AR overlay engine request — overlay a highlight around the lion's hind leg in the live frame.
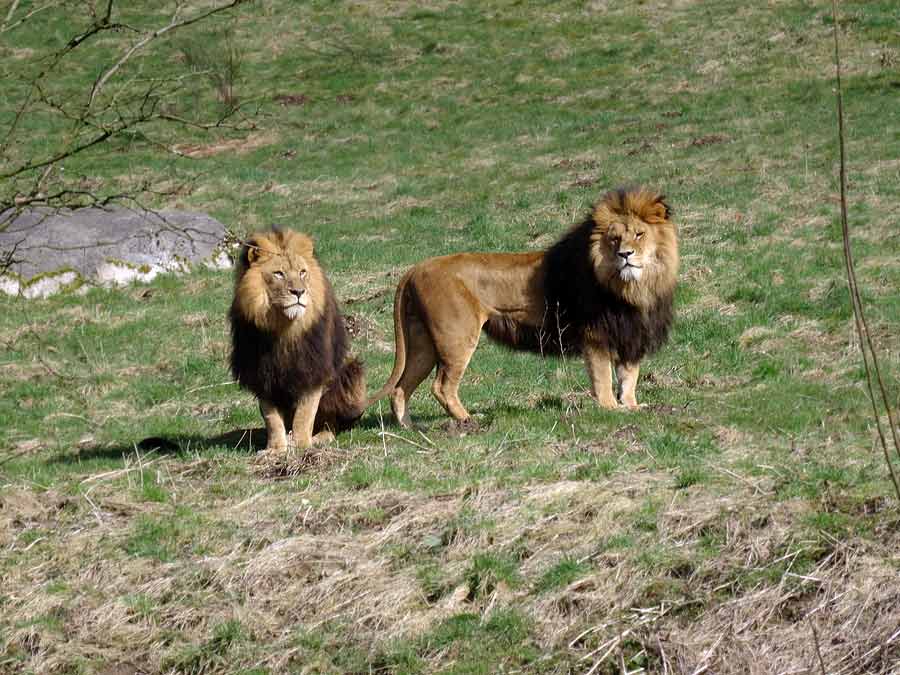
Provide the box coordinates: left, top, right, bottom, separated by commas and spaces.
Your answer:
391, 316, 437, 428
431, 325, 482, 423
431, 338, 479, 422
427, 285, 484, 423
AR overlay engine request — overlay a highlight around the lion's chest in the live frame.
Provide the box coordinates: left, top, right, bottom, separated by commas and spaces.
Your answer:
229, 313, 345, 406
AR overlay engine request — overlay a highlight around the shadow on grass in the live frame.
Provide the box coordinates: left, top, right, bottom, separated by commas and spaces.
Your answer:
534, 396, 567, 411
47, 428, 268, 465
49, 405, 502, 468
138, 428, 268, 454
356, 410, 450, 430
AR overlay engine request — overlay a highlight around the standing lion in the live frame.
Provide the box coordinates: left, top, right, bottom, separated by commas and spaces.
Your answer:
229, 227, 365, 451
367, 187, 679, 427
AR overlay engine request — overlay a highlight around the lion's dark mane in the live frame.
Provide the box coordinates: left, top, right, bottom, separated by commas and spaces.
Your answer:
483, 216, 674, 364
229, 283, 364, 434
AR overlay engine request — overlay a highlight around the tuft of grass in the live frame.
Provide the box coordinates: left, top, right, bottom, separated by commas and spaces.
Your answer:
123, 515, 181, 562
379, 609, 538, 674
674, 464, 710, 490
163, 619, 251, 675
534, 555, 591, 593
465, 552, 522, 599
416, 562, 455, 603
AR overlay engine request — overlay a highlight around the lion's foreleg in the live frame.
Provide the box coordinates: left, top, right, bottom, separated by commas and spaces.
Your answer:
583, 344, 619, 409
260, 400, 288, 451
291, 386, 332, 448
616, 361, 643, 409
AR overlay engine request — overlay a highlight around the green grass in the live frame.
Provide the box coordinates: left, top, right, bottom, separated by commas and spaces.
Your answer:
534, 556, 592, 594
466, 552, 522, 599
2, 0, 900, 673
162, 619, 253, 675
378, 610, 540, 675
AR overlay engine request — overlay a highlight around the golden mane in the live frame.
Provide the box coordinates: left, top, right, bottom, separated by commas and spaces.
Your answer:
232, 228, 327, 336
589, 187, 679, 310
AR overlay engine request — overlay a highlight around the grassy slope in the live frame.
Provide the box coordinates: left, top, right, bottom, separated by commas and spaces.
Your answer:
2, 1, 899, 673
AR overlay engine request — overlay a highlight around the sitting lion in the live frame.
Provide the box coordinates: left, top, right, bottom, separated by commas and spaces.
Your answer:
229, 228, 365, 450
367, 187, 679, 427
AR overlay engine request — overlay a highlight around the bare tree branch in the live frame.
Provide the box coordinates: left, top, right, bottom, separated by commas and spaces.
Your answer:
1, 128, 115, 182
86, 0, 251, 111
0, 1, 137, 157
0, 0, 61, 35
0, 237, 24, 276
0, 0, 258, 219
830, 0, 900, 501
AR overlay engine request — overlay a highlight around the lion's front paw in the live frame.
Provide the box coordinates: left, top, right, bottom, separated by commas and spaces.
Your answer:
312, 431, 335, 446
619, 399, 647, 411
596, 396, 621, 410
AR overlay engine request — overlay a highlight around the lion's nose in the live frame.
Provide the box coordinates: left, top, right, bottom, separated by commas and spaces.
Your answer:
617, 250, 634, 260
289, 288, 306, 300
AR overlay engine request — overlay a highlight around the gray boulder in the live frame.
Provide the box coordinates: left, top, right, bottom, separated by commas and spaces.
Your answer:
0, 207, 232, 298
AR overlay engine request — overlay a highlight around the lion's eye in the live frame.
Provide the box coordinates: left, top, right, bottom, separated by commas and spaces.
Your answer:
635, 232, 644, 239
273, 271, 285, 280
300, 269, 308, 279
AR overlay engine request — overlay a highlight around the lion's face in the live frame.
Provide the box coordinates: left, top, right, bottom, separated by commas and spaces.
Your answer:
590, 188, 678, 308
255, 252, 312, 321
604, 220, 653, 283
232, 228, 325, 333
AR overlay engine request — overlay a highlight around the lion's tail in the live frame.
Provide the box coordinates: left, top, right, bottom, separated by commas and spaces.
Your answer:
316, 357, 366, 433
364, 271, 412, 408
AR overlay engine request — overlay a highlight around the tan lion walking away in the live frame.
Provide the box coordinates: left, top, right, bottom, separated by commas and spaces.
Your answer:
367, 187, 679, 428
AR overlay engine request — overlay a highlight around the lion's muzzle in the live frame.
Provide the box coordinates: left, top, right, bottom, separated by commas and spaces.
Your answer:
282, 288, 308, 319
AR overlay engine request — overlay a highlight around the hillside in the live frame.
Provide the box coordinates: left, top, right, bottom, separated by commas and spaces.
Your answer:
2, 1, 899, 673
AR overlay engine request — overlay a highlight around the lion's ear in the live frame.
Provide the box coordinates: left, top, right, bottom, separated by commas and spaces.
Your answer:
243, 239, 265, 267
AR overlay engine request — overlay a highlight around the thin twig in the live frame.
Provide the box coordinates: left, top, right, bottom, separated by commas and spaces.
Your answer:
379, 430, 433, 453
3, 0, 22, 24
808, 617, 827, 675
0, 0, 58, 35
1, 0, 256, 216
88, 1, 246, 109
830, 0, 900, 501
657, 634, 670, 675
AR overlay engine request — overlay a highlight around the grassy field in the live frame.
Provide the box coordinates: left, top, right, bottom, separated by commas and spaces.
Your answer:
2, 0, 900, 673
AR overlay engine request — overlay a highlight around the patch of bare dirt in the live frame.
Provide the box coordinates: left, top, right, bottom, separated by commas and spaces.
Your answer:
172, 132, 276, 159
689, 133, 729, 147
273, 93, 309, 106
